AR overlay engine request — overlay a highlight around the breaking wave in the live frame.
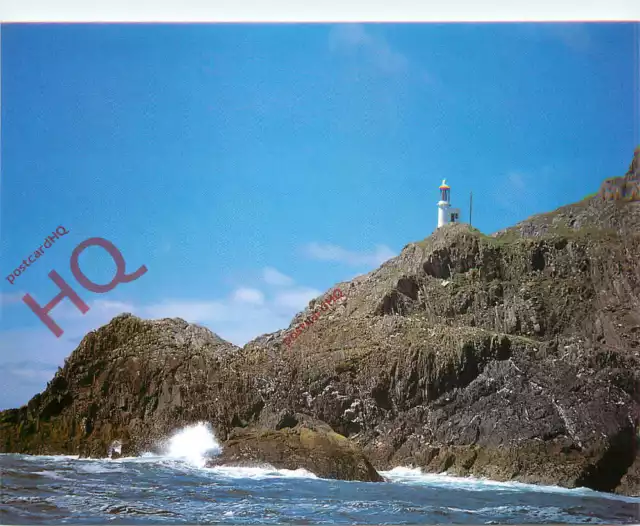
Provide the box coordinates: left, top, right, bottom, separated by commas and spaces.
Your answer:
159, 421, 222, 468
381, 466, 640, 503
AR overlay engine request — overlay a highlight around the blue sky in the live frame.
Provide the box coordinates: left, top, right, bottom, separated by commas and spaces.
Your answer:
0, 23, 637, 409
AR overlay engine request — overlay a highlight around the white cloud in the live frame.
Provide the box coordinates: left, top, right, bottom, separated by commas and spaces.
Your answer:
115, 286, 318, 346
273, 287, 322, 310
262, 267, 294, 287
232, 287, 265, 305
6, 362, 58, 381
142, 300, 227, 323
329, 24, 409, 75
0, 291, 25, 306
303, 242, 396, 267
0, 360, 60, 410
74, 299, 136, 319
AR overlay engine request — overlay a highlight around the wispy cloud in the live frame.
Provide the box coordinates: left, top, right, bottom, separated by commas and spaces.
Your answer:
303, 242, 396, 267
134, 287, 317, 344
272, 287, 322, 310
3, 360, 58, 381
0, 360, 60, 409
262, 267, 294, 287
142, 300, 227, 323
0, 291, 24, 306
329, 24, 409, 75
0, 324, 82, 410
232, 287, 265, 305
137, 281, 321, 344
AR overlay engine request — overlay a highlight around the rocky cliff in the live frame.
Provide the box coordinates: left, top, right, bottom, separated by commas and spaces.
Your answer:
1, 152, 639, 494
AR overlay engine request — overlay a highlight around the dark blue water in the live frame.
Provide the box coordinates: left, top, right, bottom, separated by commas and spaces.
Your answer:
2, 454, 638, 524
1, 424, 638, 524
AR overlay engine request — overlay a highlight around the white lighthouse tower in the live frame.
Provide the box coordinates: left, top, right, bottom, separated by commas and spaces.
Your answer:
437, 179, 461, 228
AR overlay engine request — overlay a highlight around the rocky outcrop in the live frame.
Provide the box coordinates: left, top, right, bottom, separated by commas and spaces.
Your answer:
0, 315, 244, 458
599, 147, 640, 203
210, 418, 383, 482
1, 152, 639, 494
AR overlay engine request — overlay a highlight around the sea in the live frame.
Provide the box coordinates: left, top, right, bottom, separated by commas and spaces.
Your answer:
1, 423, 639, 525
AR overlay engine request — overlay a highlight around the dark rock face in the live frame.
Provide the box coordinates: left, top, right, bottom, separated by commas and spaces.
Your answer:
210, 420, 383, 482
1, 152, 639, 494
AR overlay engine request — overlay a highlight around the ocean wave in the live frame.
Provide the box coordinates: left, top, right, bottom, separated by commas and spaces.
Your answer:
76, 462, 128, 474
35, 470, 73, 481
8, 453, 80, 462
204, 465, 319, 480
156, 421, 222, 468
381, 466, 640, 503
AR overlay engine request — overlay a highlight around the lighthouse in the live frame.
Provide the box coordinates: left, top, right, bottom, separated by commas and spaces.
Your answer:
437, 179, 461, 228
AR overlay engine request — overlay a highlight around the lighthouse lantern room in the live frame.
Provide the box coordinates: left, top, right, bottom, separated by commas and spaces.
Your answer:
437, 179, 461, 228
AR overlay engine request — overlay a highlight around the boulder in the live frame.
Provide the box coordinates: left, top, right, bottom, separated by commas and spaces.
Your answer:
210, 422, 383, 482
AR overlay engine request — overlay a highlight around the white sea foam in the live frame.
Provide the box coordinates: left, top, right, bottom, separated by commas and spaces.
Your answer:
36, 470, 72, 480
205, 465, 318, 480
12, 454, 80, 462
77, 462, 127, 474
381, 466, 640, 503
159, 421, 222, 468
